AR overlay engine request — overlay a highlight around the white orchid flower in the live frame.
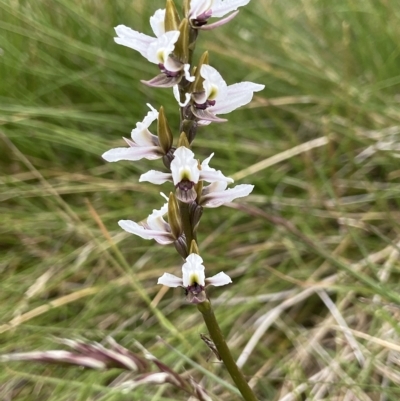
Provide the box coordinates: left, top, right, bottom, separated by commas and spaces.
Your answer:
115, 25, 181, 72
114, 9, 192, 86
189, 0, 251, 30
191, 64, 264, 122
118, 202, 175, 245
158, 253, 232, 303
139, 147, 233, 202
102, 104, 165, 162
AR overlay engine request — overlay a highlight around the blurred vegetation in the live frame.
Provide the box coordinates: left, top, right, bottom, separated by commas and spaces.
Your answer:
1, 0, 400, 399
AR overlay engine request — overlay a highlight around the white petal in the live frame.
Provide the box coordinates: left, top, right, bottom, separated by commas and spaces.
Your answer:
102, 147, 162, 162
173, 85, 180, 104
201, 184, 254, 207
147, 31, 180, 65
200, 64, 227, 101
170, 147, 200, 185
173, 85, 191, 107
118, 220, 174, 244
201, 180, 228, 196
183, 64, 195, 82
150, 9, 166, 37
200, 170, 233, 183
158, 273, 183, 287
182, 254, 206, 287
147, 203, 169, 231
210, 82, 264, 115
206, 271, 232, 286
199, 152, 233, 183
189, 0, 214, 18
212, 0, 251, 18
114, 25, 155, 59
131, 105, 159, 146
200, 152, 215, 170
160, 192, 169, 202
139, 170, 172, 185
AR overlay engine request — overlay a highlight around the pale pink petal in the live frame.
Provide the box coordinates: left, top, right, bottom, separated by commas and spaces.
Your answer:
157, 273, 183, 287
118, 220, 174, 244
191, 107, 227, 122
206, 271, 232, 286
210, 82, 264, 115
212, 0, 251, 18
141, 74, 182, 88
201, 184, 254, 207
114, 25, 154, 58
199, 169, 233, 183
199, 10, 239, 29
102, 147, 162, 162
150, 9, 166, 37
201, 180, 228, 196
147, 203, 170, 232
139, 170, 172, 185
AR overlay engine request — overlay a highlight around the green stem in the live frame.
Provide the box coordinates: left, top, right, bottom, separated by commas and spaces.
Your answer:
197, 300, 259, 401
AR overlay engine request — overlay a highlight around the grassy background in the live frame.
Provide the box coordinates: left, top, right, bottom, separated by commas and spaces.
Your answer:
1, 0, 400, 399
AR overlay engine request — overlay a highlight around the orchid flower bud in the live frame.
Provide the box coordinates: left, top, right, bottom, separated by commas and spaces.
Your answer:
164, 0, 180, 32
157, 106, 173, 154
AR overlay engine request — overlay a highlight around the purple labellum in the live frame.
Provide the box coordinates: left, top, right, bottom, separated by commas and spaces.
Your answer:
187, 282, 204, 295
177, 179, 194, 192
192, 9, 213, 26
194, 99, 216, 110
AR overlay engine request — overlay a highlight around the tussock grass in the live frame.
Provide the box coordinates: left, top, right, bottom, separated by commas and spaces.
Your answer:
1, 0, 400, 399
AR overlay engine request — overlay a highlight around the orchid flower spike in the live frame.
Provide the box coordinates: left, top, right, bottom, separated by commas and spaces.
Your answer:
189, 64, 264, 123
158, 253, 232, 303
114, 9, 192, 87
139, 146, 233, 202
102, 104, 165, 162
188, 0, 251, 30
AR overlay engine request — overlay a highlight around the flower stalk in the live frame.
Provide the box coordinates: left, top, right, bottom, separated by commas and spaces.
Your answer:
197, 300, 259, 401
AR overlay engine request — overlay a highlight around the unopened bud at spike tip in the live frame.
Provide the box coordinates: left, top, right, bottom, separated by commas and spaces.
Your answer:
183, 0, 190, 17
165, 0, 181, 32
